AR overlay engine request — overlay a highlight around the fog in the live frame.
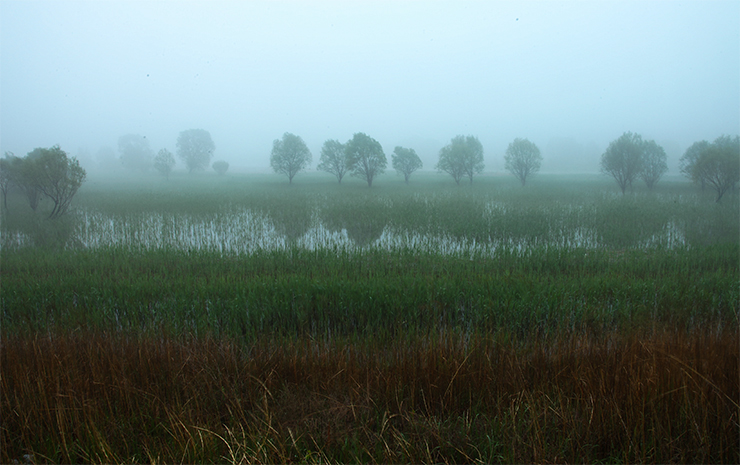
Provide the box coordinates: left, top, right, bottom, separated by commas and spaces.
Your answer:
1, 0, 738, 174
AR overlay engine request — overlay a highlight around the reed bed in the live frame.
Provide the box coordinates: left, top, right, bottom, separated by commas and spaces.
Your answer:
2, 245, 737, 339
2, 328, 737, 464
1, 173, 738, 463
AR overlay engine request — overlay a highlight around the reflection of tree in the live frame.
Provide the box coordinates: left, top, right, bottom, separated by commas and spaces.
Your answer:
322, 199, 388, 247
2, 208, 82, 249
589, 199, 666, 248
266, 198, 313, 242
344, 220, 387, 247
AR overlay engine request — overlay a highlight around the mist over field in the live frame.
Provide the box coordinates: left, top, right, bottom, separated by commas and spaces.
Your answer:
3, 3, 740, 462
1, 0, 738, 174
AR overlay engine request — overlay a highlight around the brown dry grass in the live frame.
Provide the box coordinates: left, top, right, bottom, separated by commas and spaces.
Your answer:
2, 327, 738, 463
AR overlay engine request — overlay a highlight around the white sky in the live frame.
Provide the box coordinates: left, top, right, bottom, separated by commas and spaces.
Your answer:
1, 0, 738, 172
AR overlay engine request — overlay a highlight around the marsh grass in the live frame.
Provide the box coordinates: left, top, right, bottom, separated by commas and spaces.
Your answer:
2, 244, 737, 339
2, 328, 737, 463
1, 172, 738, 463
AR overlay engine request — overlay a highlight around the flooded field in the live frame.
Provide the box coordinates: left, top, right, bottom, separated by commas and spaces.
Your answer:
2, 180, 710, 255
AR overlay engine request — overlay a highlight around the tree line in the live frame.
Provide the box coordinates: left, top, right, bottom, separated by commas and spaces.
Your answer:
119, 129, 222, 178
599, 132, 739, 202
2, 130, 738, 219
274, 132, 542, 187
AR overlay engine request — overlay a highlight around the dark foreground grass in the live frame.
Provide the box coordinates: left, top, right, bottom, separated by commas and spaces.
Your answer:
2, 328, 738, 464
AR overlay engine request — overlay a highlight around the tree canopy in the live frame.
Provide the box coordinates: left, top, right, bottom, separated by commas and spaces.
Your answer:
317, 139, 348, 183
0, 153, 16, 209
346, 133, 387, 187
154, 149, 176, 179
212, 160, 230, 176
391, 146, 423, 183
680, 140, 712, 190
682, 135, 739, 202
33, 146, 86, 218
600, 132, 645, 194
270, 133, 312, 184
118, 134, 153, 172
436, 135, 484, 185
177, 129, 215, 173
4, 151, 43, 210
4, 146, 86, 218
504, 138, 542, 186
640, 140, 668, 190
601, 133, 669, 193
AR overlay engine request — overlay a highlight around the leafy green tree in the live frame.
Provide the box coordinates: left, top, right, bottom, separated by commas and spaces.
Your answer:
12, 150, 44, 210
504, 138, 542, 186
212, 160, 229, 176
436, 135, 484, 185
640, 139, 668, 190
680, 140, 711, 190
345, 133, 387, 187
317, 139, 348, 183
600, 132, 644, 194
685, 135, 739, 202
118, 134, 153, 172
28, 146, 86, 218
391, 146, 423, 183
177, 129, 215, 173
0, 153, 16, 210
154, 149, 176, 179
270, 132, 312, 184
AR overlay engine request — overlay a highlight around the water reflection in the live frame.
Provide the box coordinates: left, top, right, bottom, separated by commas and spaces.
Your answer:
1, 206, 692, 255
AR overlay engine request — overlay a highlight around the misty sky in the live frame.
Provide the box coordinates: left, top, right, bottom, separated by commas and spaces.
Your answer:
1, 0, 738, 173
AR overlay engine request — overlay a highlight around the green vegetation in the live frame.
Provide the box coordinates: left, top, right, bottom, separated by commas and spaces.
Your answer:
154, 148, 176, 179
436, 135, 485, 185
1, 146, 86, 218
391, 146, 423, 183
504, 137, 542, 186
317, 139, 349, 183
601, 132, 669, 193
346, 133, 387, 188
1, 172, 738, 463
680, 135, 740, 202
212, 160, 230, 176
177, 128, 215, 173
270, 132, 312, 184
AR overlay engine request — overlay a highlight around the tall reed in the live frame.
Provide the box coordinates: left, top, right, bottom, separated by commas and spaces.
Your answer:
2, 328, 737, 463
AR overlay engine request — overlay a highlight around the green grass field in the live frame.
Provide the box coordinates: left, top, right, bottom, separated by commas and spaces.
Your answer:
2, 171, 738, 463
